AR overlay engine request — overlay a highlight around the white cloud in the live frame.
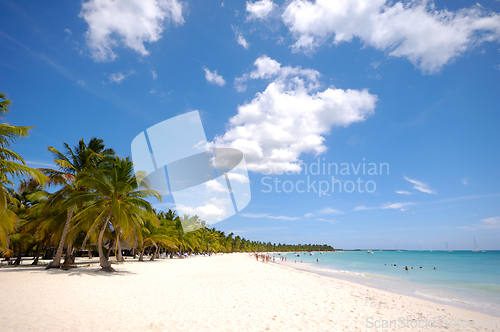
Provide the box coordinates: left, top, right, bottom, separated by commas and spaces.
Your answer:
318, 207, 343, 215
178, 204, 227, 221
227, 172, 250, 183
462, 178, 469, 185
246, 0, 277, 21
268, 215, 300, 220
355, 202, 414, 210
396, 190, 412, 195
204, 67, 226, 86
64, 28, 72, 35
108, 70, 134, 83
404, 176, 436, 194
25, 160, 56, 168
80, 0, 184, 62
240, 213, 268, 218
240, 213, 299, 220
250, 55, 281, 79
237, 33, 250, 49
151, 70, 158, 79
217, 55, 377, 173
193, 140, 207, 150
316, 218, 338, 224
353, 205, 373, 211
478, 216, 500, 230
381, 202, 415, 210
77, 79, 85, 86
204, 179, 227, 193
282, 0, 500, 73
303, 208, 342, 219
109, 72, 125, 83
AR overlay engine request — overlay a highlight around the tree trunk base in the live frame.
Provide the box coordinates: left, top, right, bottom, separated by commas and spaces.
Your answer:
61, 264, 78, 270
101, 266, 115, 273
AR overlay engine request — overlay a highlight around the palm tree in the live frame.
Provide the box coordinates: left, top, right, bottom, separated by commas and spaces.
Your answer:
70, 156, 160, 272
43, 137, 114, 268
137, 218, 177, 261
0, 93, 46, 253
7, 180, 48, 265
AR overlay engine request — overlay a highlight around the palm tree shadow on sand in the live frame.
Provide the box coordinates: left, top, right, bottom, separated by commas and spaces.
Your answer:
52, 267, 137, 277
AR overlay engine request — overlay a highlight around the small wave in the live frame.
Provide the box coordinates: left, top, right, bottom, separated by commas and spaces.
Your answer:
414, 291, 473, 306
317, 268, 368, 277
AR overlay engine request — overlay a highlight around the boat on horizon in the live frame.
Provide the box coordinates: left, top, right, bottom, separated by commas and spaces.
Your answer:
472, 236, 485, 252
446, 241, 452, 252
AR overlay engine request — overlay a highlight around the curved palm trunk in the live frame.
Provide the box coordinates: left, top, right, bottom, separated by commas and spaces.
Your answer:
50, 206, 74, 268
62, 244, 74, 267
32, 242, 43, 265
116, 238, 124, 262
88, 242, 92, 259
105, 239, 114, 261
150, 246, 159, 261
139, 248, 144, 261
14, 242, 22, 265
98, 214, 114, 272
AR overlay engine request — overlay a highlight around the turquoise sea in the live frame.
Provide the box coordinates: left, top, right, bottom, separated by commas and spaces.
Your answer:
277, 251, 500, 317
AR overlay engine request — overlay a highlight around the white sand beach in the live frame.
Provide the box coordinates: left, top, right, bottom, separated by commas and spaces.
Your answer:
1, 253, 498, 332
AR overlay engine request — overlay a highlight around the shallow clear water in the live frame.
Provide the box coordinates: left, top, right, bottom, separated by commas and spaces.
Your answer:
276, 250, 500, 317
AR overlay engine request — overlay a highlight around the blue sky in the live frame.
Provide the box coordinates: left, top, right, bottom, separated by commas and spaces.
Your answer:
1, 0, 500, 249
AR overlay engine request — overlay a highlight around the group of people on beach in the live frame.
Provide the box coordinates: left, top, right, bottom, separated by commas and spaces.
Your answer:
385, 263, 436, 270
253, 253, 322, 265
255, 253, 272, 262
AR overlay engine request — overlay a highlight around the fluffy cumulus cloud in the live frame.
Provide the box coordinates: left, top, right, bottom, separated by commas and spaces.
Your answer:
204, 67, 226, 86
246, 0, 277, 20
282, 0, 500, 73
80, 0, 184, 62
178, 204, 227, 221
204, 179, 227, 193
216, 55, 377, 174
